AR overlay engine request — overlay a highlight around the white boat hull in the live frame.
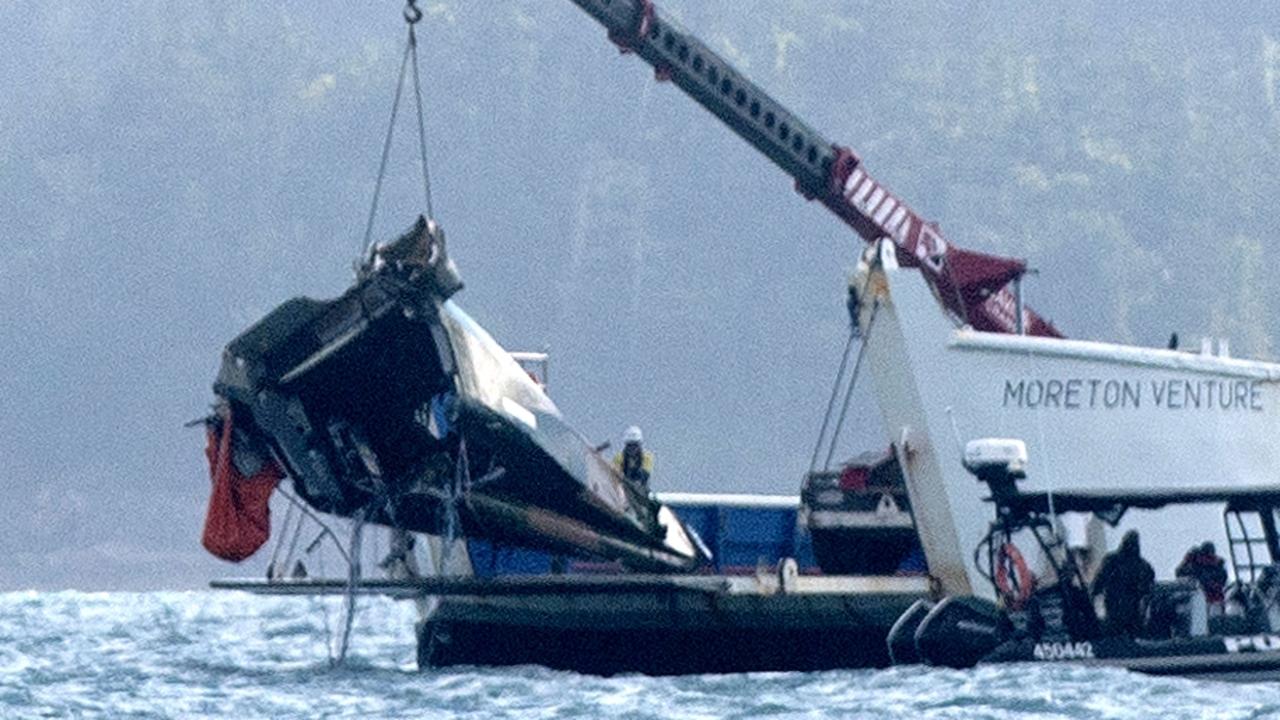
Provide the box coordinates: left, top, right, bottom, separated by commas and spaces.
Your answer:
856, 243, 1280, 597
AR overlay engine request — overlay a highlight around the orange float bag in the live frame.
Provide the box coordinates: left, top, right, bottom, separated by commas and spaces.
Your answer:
201, 409, 283, 562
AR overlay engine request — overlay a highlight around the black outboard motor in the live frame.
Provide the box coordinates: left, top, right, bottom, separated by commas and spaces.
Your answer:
886, 598, 934, 665
913, 596, 1008, 668
905, 439, 1026, 667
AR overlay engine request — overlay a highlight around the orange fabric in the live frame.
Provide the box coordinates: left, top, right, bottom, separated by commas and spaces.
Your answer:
201, 410, 282, 562
995, 542, 1034, 609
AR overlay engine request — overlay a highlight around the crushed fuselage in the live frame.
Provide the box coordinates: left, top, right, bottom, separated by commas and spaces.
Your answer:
210, 217, 704, 571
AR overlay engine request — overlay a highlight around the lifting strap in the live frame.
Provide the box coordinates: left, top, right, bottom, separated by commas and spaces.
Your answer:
822, 300, 879, 471
361, 0, 437, 256
809, 269, 881, 473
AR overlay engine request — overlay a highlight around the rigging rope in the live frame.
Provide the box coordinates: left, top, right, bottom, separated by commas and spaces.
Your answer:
280, 504, 306, 577
419, 432, 470, 668
408, 16, 435, 219
809, 329, 857, 474
810, 268, 881, 474
822, 300, 880, 471
361, 0, 437, 257
266, 496, 298, 579
439, 434, 469, 573
276, 484, 352, 565
332, 509, 367, 666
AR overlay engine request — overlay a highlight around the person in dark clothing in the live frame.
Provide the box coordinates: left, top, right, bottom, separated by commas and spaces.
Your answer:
1090, 530, 1156, 636
1176, 541, 1228, 604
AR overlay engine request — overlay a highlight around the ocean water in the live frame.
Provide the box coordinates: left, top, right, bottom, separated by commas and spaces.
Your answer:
1, 591, 1279, 719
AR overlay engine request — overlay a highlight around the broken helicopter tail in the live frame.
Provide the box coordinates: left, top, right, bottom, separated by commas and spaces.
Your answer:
203, 216, 706, 572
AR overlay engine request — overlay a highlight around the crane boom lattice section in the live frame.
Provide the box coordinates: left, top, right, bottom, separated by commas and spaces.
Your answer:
568, 0, 1062, 337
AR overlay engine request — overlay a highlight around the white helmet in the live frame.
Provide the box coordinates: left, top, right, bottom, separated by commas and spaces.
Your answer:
622, 425, 643, 444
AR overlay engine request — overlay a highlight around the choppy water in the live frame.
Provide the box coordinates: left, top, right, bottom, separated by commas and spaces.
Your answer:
1, 591, 1279, 718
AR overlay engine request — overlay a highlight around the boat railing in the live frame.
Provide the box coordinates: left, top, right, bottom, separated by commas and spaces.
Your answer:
801, 470, 912, 514
1224, 506, 1275, 586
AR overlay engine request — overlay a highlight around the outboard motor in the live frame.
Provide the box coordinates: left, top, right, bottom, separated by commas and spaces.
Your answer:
886, 599, 934, 665
913, 596, 1008, 668
907, 440, 1027, 668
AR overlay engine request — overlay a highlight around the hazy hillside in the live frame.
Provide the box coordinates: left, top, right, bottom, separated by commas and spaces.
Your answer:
3, 1, 1279, 588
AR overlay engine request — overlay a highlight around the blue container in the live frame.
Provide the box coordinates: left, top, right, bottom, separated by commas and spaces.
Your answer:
467, 493, 818, 577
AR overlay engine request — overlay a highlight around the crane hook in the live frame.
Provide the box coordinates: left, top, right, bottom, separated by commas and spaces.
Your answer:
403, 0, 423, 25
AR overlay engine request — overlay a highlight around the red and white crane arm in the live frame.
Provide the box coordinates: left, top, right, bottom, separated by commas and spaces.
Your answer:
567, 0, 1062, 337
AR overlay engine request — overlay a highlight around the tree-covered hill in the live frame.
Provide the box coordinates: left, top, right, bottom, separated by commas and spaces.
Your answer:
2, 1, 1278, 587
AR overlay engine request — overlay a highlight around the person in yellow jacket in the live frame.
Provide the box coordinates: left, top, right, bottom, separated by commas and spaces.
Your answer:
612, 425, 654, 491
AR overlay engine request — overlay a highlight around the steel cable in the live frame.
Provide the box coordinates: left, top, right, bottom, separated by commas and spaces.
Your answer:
823, 300, 879, 471
360, 0, 436, 258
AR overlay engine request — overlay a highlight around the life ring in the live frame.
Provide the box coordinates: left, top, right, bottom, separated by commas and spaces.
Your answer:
995, 542, 1034, 608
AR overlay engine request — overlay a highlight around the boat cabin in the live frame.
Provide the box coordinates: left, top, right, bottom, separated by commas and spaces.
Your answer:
996, 482, 1280, 638
801, 448, 924, 576
890, 438, 1280, 678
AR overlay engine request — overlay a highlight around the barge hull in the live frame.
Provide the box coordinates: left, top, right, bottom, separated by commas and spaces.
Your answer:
216, 574, 927, 675
422, 586, 921, 674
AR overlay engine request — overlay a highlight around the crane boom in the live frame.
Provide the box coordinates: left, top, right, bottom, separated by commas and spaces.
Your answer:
567, 0, 1061, 337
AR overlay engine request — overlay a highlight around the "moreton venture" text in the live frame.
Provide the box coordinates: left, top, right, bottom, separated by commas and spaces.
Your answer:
1002, 378, 1264, 412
